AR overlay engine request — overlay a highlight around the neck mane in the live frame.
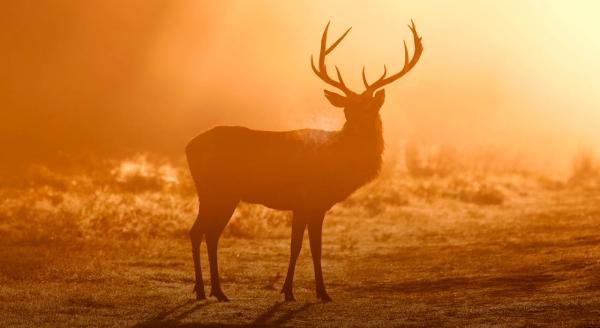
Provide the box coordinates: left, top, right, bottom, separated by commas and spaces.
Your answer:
340, 116, 384, 155
336, 116, 384, 183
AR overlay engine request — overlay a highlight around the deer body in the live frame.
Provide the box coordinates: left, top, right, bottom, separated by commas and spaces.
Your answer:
186, 122, 383, 212
187, 21, 422, 302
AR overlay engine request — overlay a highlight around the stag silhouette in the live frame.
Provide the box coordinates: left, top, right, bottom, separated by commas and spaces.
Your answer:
186, 21, 423, 302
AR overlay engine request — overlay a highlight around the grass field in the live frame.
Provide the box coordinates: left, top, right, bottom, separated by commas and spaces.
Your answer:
1, 153, 600, 327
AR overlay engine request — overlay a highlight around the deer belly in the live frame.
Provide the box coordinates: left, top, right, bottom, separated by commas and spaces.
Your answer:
237, 180, 303, 210
237, 177, 349, 211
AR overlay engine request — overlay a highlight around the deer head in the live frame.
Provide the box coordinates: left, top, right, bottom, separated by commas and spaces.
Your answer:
311, 21, 423, 127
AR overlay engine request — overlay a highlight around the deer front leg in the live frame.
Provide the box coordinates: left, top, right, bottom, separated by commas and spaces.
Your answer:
308, 213, 331, 302
281, 215, 306, 301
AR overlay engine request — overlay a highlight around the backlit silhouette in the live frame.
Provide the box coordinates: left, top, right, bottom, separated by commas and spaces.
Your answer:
186, 21, 423, 302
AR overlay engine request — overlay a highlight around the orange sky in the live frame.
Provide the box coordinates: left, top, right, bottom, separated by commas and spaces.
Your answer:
2, 1, 600, 173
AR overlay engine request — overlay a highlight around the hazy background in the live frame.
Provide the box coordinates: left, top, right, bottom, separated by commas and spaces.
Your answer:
2, 0, 599, 174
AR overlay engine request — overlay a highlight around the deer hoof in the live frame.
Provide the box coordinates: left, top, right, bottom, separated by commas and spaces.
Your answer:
193, 285, 206, 300
210, 290, 230, 302
317, 291, 332, 302
282, 291, 296, 302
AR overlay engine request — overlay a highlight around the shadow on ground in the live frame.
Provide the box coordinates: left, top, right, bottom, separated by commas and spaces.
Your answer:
345, 272, 561, 296
132, 300, 315, 328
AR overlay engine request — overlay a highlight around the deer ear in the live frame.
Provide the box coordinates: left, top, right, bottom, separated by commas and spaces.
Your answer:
373, 89, 385, 110
324, 90, 346, 108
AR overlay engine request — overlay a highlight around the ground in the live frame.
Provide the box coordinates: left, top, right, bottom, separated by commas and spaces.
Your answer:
1, 156, 599, 327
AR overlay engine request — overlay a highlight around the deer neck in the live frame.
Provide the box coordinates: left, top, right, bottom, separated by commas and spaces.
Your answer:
340, 116, 384, 155
337, 115, 384, 179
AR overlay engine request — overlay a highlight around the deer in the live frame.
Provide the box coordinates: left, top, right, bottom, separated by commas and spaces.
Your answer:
186, 20, 423, 302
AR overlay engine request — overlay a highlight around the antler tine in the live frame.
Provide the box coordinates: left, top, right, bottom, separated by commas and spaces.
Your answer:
319, 21, 331, 62
364, 65, 388, 91
335, 66, 348, 89
366, 20, 423, 92
379, 65, 387, 81
403, 40, 409, 67
325, 26, 351, 55
311, 22, 354, 95
310, 55, 320, 76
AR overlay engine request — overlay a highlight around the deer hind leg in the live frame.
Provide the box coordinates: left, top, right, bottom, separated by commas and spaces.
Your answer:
203, 198, 238, 302
281, 213, 307, 301
190, 211, 206, 300
307, 213, 332, 302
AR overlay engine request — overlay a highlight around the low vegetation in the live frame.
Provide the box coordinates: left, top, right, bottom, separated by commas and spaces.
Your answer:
0, 148, 599, 326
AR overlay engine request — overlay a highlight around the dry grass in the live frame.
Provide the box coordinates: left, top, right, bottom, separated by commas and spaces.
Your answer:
1, 153, 600, 327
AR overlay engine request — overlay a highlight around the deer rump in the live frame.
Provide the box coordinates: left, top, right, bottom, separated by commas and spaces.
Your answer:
186, 125, 381, 212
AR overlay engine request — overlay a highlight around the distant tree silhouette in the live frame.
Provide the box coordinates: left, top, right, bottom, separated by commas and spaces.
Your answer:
186, 20, 423, 302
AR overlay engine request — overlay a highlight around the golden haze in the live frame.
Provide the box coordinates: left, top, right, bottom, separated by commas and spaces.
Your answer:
2, 2, 600, 324
2, 0, 600, 173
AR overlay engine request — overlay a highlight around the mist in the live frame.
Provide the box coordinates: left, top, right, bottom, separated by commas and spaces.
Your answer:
2, 0, 600, 174
4, 2, 600, 323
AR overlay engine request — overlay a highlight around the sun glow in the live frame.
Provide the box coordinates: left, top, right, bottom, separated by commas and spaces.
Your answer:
3, 2, 600, 324
2, 1, 600, 172
112, 155, 180, 186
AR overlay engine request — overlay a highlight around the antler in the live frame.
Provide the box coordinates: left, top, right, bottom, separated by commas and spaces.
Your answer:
363, 20, 423, 93
311, 22, 355, 95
